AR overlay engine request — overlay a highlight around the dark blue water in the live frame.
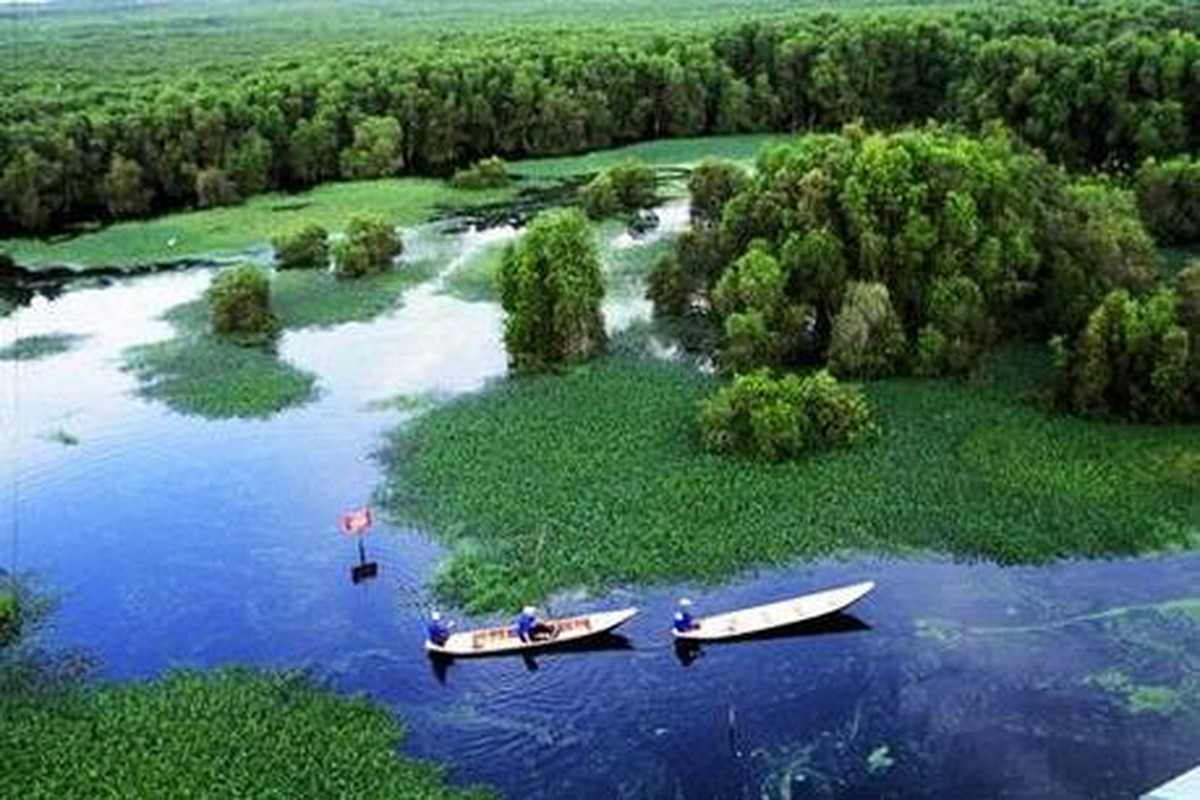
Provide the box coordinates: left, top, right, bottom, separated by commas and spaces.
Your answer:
2, 232, 1198, 799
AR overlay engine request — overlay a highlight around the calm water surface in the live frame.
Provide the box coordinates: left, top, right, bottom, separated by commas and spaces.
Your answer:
1, 218, 1197, 799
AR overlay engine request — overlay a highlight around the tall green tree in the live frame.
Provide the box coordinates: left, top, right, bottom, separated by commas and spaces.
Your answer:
498, 209, 605, 373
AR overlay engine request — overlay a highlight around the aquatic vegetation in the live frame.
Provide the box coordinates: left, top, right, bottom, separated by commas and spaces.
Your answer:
0, 333, 88, 362
382, 348, 1200, 611
0, 669, 493, 799
122, 300, 317, 420
272, 261, 434, 329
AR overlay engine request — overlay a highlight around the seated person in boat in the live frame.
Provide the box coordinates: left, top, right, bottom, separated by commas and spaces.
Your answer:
516, 605, 557, 642
426, 611, 454, 646
673, 598, 699, 632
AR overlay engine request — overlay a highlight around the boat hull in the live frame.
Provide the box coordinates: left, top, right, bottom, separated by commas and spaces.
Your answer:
426, 607, 639, 657
673, 581, 874, 642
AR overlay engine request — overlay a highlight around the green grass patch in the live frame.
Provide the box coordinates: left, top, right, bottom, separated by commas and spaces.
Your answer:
4, 179, 513, 269
0, 333, 88, 362
0, 668, 491, 799
123, 299, 317, 420
272, 261, 436, 329
382, 349, 1200, 611
510, 134, 787, 179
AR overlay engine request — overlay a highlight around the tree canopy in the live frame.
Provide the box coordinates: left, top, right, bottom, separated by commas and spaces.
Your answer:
498, 209, 606, 373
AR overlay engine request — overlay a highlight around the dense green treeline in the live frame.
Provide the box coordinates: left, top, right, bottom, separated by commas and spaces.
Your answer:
4, 1, 1200, 236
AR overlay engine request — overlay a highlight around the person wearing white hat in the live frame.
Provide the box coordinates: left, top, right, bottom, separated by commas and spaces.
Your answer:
426, 610, 454, 646
673, 597, 699, 632
515, 604, 556, 642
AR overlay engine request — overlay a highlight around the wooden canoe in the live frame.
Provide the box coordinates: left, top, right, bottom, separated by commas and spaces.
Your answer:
673, 581, 874, 642
425, 607, 639, 657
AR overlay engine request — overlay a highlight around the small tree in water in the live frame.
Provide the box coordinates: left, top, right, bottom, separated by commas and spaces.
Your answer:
333, 216, 402, 279
498, 209, 605, 373
207, 265, 279, 344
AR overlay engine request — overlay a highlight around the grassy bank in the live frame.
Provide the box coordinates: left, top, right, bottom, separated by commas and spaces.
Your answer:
381, 348, 1200, 612
0, 668, 491, 799
0, 333, 88, 362
3, 179, 512, 269
1, 135, 769, 270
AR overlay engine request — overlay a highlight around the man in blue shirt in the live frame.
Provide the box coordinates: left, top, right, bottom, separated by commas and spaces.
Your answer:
516, 605, 555, 642
427, 611, 454, 647
673, 598, 699, 633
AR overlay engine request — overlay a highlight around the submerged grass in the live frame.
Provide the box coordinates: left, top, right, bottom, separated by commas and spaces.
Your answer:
382, 348, 1200, 611
0, 668, 491, 799
0, 333, 88, 361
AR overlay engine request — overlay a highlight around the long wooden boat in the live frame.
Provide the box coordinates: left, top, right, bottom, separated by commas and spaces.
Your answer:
673, 581, 874, 642
425, 607, 639, 657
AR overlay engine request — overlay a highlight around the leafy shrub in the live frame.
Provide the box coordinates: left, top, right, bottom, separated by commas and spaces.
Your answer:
828, 282, 907, 378
1055, 286, 1197, 422
698, 368, 874, 461
688, 159, 748, 227
451, 156, 511, 189
332, 216, 402, 279
194, 167, 238, 209
1135, 155, 1200, 246
916, 275, 992, 376
206, 265, 279, 342
272, 223, 329, 270
1177, 263, 1200, 339
580, 160, 655, 219
498, 208, 605, 373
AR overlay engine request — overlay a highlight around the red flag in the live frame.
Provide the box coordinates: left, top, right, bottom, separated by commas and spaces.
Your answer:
340, 506, 372, 536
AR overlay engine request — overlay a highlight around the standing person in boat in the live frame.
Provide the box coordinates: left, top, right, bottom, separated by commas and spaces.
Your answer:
516, 605, 556, 642
426, 611, 454, 647
673, 598, 699, 632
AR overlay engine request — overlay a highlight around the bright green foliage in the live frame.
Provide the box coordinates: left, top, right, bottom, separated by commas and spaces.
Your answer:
124, 300, 316, 420
1043, 181, 1159, 333
272, 223, 330, 270
1055, 287, 1197, 422
698, 368, 874, 461
580, 161, 656, 219
4, 3, 1200, 235
206, 265, 279, 342
498, 209, 605, 373
332, 215, 402, 279
712, 244, 812, 372
916, 275, 991, 376
0, 333, 87, 362
383, 350, 1200, 610
451, 156, 512, 190
688, 159, 749, 228
580, 173, 620, 219
660, 127, 1160, 375
1135, 156, 1200, 246
828, 282, 907, 378
340, 116, 406, 180
0, 669, 493, 800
